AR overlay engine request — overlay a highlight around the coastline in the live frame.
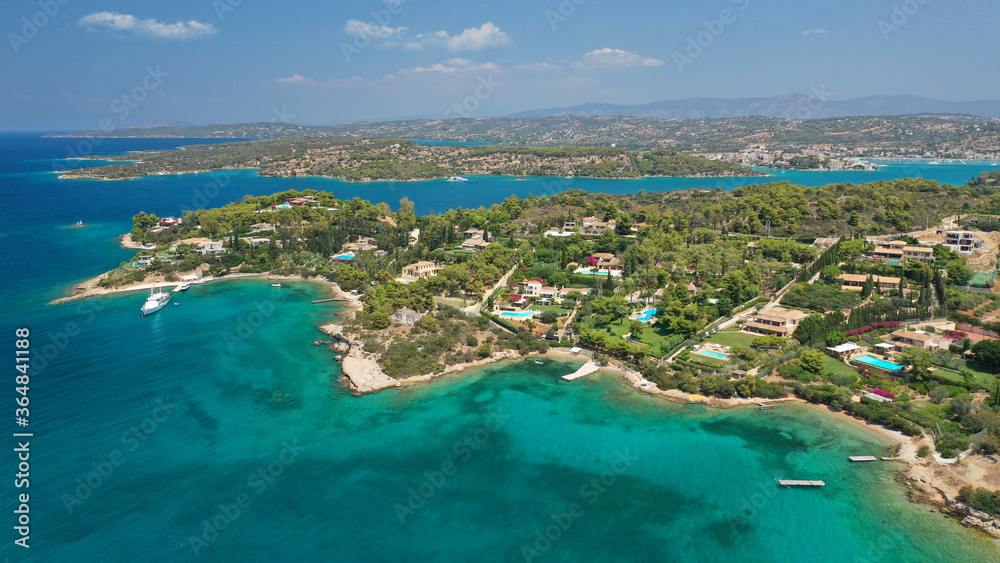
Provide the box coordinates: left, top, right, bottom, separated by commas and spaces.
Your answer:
602, 361, 1000, 539
55, 165, 770, 183
48, 268, 351, 306
323, 334, 1000, 539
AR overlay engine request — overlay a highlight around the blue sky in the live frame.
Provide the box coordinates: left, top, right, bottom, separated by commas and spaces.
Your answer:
2, 0, 999, 130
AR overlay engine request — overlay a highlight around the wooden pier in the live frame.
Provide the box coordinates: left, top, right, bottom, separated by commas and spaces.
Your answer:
777, 480, 826, 488
311, 298, 340, 304
849, 456, 878, 462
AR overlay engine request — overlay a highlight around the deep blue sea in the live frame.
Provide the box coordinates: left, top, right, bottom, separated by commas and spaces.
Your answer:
2, 133, 1000, 562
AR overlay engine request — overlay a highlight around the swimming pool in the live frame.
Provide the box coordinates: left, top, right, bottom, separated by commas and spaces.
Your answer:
332, 254, 354, 261
854, 354, 904, 371
642, 309, 658, 316
887, 259, 901, 265
695, 350, 729, 360
500, 311, 536, 319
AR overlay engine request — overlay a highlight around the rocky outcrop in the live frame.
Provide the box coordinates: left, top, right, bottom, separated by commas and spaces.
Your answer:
947, 501, 1000, 539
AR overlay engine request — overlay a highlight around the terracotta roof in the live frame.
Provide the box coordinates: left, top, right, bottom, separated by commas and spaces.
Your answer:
891, 329, 935, 342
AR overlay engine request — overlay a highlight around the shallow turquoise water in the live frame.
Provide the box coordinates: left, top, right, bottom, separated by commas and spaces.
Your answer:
3, 134, 1000, 561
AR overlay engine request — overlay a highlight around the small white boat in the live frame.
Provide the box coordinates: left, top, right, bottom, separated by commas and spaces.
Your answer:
447, 175, 469, 182
141, 288, 170, 316
534, 361, 543, 364
270, 283, 282, 288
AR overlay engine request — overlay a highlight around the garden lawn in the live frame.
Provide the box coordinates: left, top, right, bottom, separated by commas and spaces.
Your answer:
532, 305, 573, 316
705, 330, 759, 348
931, 361, 998, 389
822, 356, 858, 379
602, 323, 684, 356
687, 351, 729, 367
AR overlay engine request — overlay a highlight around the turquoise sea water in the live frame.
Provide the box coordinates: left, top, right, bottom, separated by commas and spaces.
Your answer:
2, 134, 1000, 561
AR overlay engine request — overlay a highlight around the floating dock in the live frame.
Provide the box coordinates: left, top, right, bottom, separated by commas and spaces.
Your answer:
777, 480, 826, 488
562, 361, 599, 381
849, 456, 878, 462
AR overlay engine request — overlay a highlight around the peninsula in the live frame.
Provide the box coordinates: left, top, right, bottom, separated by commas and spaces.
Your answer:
56, 137, 763, 182
64, 170, 1000, 539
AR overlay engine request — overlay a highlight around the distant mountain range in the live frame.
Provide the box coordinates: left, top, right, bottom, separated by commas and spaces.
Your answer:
510, 94, 1000, 120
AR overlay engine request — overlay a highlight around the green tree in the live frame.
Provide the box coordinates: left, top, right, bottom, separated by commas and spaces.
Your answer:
946, 259, 973, 286
799, 349, 826, 373
629, 319, 645, 336
900, 347, 934, 380
971, 340, 1000, 371
929, 385, 950, 404
825, 331, 847, 347
538, 311, 559, 324
370, 311, 391, 330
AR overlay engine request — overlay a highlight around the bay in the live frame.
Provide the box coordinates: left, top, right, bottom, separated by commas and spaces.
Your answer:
2, 134, 999, 561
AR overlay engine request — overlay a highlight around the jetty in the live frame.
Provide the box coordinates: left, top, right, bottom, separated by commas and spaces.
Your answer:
311, 298, 340, 304
849, 456, 878, 462
562, 361, 599, 381
758, 403, 776, 410
777, 480, 826, 488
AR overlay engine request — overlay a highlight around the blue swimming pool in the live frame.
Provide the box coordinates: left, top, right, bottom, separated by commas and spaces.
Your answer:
500, 311, 536, 319
642, 309, 658, 316
854, 354, 904, 371
695, 350, 729, 360
332, 254, 354, 261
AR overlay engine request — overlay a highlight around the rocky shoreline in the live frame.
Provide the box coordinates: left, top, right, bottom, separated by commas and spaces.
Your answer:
319, 326, 1000, 540
318, 322, 524, 394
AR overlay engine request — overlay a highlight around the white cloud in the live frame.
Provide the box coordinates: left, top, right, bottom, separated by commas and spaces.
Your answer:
442, 22, 511, 51
78, 12, 217, 40
393, 22, 511, 52
344, 19, 407, 39
408, 59, 501, 74
802, 29, 829, 35
572, 48, 664, 70
275, 74, 316, 85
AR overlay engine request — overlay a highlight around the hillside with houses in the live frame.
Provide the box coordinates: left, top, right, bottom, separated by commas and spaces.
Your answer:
100, 173, 1000, 468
